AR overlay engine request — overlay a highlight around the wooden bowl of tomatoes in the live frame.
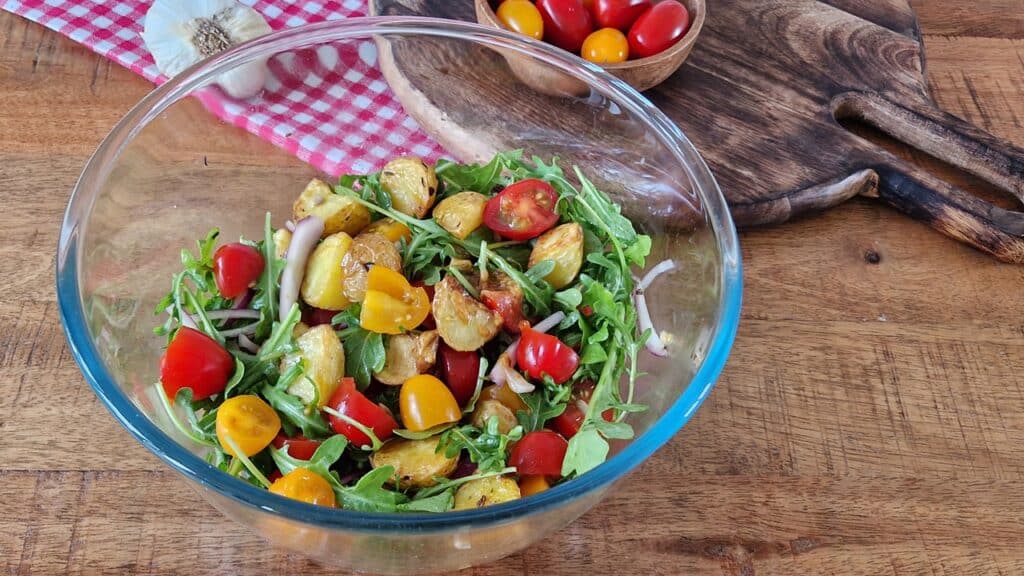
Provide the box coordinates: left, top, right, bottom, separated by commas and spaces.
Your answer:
477, 0, 704, 93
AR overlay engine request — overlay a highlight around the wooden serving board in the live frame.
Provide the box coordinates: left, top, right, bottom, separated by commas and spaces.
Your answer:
369, 0, 1024, 262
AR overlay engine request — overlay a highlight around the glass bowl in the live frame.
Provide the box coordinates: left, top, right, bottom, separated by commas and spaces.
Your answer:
56, 16, 741, 575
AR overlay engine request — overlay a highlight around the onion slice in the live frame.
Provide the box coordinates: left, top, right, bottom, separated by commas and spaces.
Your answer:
639, 259, 677, 291
220, 322, 260, 338
489, 310, 565, 388
279, 215, 324, 322
634, 259, 677, 357
231, 290, 253, 310
205, 309, 261, 321
237, 333, 260, 354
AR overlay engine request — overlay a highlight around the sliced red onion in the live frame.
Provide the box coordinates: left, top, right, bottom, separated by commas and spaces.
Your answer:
533, 310, 566, 333
219, 322, 260, 338
167, 305, 197, 330
639, 259, 677, 291
505, 367, 535, 394
284, 220, 296, 232
206, 309, 261, 321
488, 311, 565, 389
237, 333, 260, 354
232, 290, 253, 310
633, 259, 676, 358
279, 215, 324, 322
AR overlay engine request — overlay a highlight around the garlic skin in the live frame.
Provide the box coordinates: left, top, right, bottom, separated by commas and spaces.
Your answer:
142, 0, 273, 99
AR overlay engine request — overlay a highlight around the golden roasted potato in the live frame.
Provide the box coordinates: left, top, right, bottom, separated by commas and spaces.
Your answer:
453, 476, 521, 510
471, 400, 518, 435
281, 324, 345, 407
528, 222, 584, 289
294, 178, 371, 237
300, 231, 353, 311
292, 321, 310, 339
339, 232, 403, 303
370, 437, 458, 489
432, 275, 502, 351
272, 228, 292, 259
480, 271, 524, 333
432, 191, 488, 240
365, 218, 412, 246
380, 157, 437, 218
374, 330, 439, 385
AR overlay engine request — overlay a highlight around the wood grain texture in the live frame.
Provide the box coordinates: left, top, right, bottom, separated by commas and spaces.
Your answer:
2, 3, 1024, 574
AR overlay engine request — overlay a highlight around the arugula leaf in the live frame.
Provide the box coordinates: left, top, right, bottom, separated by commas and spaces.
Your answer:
438, 417, 523, 473
271, 433, 349, 480
561, 427, 609, 477
525, 260, 556, 283
553, 287, 583, 310
335, 305, 386, 390
413, 467, 516, 500
262, 384, 332, 439
434, 150, 523, 196
334, 466, 408, 512
222, 358, 247, 397
516, 376, 571, 432
462, 356, 489, 414
397, 491, 453, 512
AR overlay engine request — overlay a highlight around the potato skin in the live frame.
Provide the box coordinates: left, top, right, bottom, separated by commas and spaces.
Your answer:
281, 324, 345, 407
433, 191, 488, 239
470, 400, 518, 435
528, 222, 584, 289
453, 476, 521, 510
432, 275, 503, 351
300, 231, 353, 311
339, 232, 403, 303
370, 437, 458, 488
380, 157, 438, 218
374, 330, 439, 385
293, 178, 370, 237
272, 228, 292, 259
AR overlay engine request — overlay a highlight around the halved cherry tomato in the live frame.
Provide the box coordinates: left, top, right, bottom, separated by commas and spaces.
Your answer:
325, 378, 397, 446
519, 474, 551, 496
481, 384, 529, 413
496, 0, 544, 40
272, 433, 322, 461
302, 307, 339, 327
590, 0, 650, 31
509, 430, 568, 477
551, 403, 586, 439
160, 327, 234, 401
213, 242, 265, 298
536, 0, 594, 53
627, 0, 690, 59
268, 470, 284, 483
216, 395, 281, 457
481, 290, 524, 334
483, 179, 559, 241
582, 27, 629, 64
360, 266, 430, 334
438, 343, 481, 406
269, 467, 337, 507
400, 374, 462, 432
411, 281, 436, 329
517, 322, 580, 384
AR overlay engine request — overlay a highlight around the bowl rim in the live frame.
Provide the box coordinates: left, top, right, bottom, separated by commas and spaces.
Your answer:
56, 16, 742, 533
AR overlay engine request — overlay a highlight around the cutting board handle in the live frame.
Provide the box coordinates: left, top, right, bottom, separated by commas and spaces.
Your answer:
835, 92, 1024, 262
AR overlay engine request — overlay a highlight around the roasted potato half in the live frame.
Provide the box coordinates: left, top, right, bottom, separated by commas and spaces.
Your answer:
300, 231, 353, 311
432, 275, 503, 351
272, 228, 292, 259
480, 271, 525, 333
433, 191, 488, 240
281, 324, 346, 407
370, 437, 458, 489
294, 178, 371, 237
365, 217, 412, 246
528, 222, 584, 289
471, 400, 518, 435
380, 157, 437, 218
339, 232, 403, 303
453, 476, 521, 510
374, 330, 440, 385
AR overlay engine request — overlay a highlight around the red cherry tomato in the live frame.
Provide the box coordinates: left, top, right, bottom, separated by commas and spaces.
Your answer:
213, 243, 265, 298
324, 378, 397, 446
302, 307, 338, 327
509, 430, 568, 477
517, 322, 580, 384
268, 470, 284, 483
438, 343, 481, 406
160, 327, 234, 400
481, 290, 524, 334
627, 0, 690, 59
271, 433, 322, 460
551, 403, 586, 439
483, 179, 559, 241
590, 0, 650, 31
536, 0, 594, 53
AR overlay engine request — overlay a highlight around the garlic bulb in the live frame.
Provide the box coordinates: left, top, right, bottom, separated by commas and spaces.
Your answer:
142, 0, 272, 99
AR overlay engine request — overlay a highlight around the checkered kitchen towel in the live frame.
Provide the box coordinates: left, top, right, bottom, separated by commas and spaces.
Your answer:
0, 0, 445, 175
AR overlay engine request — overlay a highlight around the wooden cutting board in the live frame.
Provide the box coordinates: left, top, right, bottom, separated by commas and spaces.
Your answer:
369, 0, 1024, 262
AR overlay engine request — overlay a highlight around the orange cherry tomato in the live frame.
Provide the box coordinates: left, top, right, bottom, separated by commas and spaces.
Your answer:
497, 0, 544, 40
269, 467, 337, 507
400, 374, 461, 432
480, 384, 529, 413
216, 395, 281, 457
581, 27, 629, 63
519, 474, 551, 496
359, 266, 430, 334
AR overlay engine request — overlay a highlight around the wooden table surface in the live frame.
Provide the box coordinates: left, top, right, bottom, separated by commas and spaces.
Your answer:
2, 3, 1023, 574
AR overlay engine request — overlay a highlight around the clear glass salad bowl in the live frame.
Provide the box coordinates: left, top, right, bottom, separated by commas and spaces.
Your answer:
57, 17, 741, 575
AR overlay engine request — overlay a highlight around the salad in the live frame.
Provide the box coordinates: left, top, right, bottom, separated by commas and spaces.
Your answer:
154, 151, 675, 512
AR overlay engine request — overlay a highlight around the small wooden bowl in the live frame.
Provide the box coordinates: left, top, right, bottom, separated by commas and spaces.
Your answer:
476, 0, 705, 94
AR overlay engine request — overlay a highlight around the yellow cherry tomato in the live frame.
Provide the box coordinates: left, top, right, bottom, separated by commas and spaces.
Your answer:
496, 0, 544, 40
216, 395, 281, 457
480, 384, 529, 413
400, 374, 461, 432
581, 28, 629, 64
519, 474, 550, 497
359, 266, 430, 335
269, 468, 337, 507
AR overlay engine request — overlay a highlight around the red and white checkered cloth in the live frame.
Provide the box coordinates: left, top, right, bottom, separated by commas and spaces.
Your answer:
0, 0, 445, 175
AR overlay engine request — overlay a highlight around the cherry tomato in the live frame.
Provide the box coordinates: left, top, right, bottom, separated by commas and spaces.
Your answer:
536, 0, 594, 53
213, 242, 264, 298
519, 474, 551, 496
509, 430, 568, 477
627, 0, 690, 59
551, 403, 586, 439
325, 378, 397, 446
160, 327, 234, 401
411, 281, 436, 329
400, 374, 462, 432
481, 289, 524, 333
360, 266, 431, 334
271, 433, 322, 461
268, 470, 284, 483
590, 0, 650, 30
582, 28, 629, 64
480, 384, 529, 413
496, 0, 544, 40
438, 343, 481, 406
302, 307, 339, 327
517, 322, 580, 384
269, 467, 337, 507
216, 395, 281, 457
483, 179, 559, 241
